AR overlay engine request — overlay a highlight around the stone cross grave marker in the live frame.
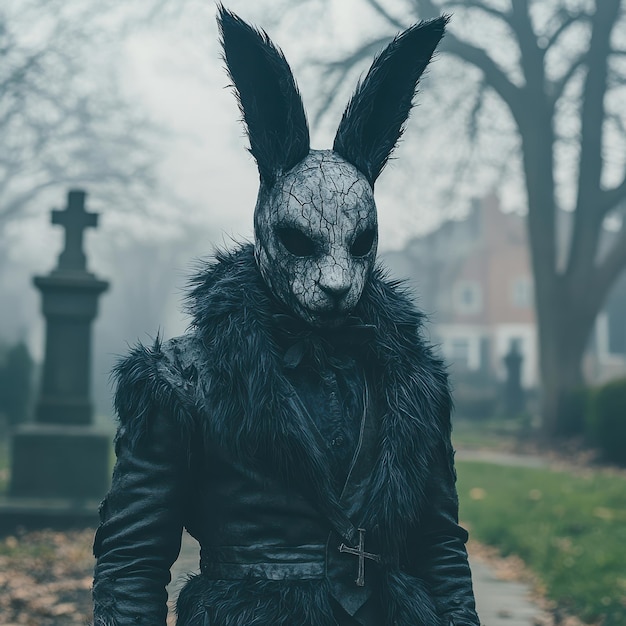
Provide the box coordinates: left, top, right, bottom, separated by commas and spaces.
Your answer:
52, 190, 98, 272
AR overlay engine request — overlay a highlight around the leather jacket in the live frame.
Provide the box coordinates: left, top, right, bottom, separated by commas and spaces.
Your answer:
93, 352, 478, 625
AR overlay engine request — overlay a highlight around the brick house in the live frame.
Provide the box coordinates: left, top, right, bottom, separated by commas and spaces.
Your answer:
383, 194, 626, 389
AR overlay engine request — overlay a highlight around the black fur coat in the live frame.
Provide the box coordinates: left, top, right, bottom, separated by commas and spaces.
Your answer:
92, 244, 479, 626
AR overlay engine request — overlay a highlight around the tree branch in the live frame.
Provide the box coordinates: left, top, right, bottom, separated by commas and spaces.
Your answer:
510, 0, 547, 91
567, 0, 622, 280
544, 9, 590, 51
577, 0, 621, 196
363, 0, 406, 30
312, 36, 392, 125
0, 181, 60, 225
441, 32, 523, 122
442, 0, 511, 23
597, 108, 626, 217
548, 51, 587, 105
410, 0, 443, 20
467, 78, 486, 142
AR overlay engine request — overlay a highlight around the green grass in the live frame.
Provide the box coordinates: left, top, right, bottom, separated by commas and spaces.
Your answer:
456, 461, 626, 625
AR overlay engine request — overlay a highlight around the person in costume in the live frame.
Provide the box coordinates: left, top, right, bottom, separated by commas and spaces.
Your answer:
92, 7, 480, 626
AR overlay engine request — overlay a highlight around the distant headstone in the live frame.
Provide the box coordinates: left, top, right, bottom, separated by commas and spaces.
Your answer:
503, 340, 525, 417
2, 190, 111, 532
33, 190, 108, 426
0, 341, 34, 426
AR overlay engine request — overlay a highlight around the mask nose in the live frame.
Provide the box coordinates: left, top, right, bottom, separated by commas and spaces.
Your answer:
318, 255, 352, 307
319, 282, 351, 303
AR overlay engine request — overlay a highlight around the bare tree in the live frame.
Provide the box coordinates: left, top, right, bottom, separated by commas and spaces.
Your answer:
0, 0, 193, 240
301, 0, 626, 437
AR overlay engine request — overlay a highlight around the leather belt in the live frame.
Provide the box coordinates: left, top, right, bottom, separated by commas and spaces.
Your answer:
200, 544, 326, 580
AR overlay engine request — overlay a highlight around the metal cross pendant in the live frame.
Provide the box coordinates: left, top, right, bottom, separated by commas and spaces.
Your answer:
338, 528, 381, 587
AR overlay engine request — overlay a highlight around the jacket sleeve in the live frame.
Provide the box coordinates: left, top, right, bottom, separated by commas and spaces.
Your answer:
92, 339, 196, 626
409, 439, 480, 626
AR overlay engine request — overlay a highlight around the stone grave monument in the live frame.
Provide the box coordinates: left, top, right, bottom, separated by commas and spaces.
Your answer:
503, 339, 526, 417
1, 190, 110, 532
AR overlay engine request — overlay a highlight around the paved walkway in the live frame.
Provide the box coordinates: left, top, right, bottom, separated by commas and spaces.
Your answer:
455, 449, 549, 469
167, 528, 549, 625
471, 557, 547, 625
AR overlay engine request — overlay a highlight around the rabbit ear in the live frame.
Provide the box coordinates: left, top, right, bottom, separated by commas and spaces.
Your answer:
333, 17, 448, 186
218, 6, 310, 186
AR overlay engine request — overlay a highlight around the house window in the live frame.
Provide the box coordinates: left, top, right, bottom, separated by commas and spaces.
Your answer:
512, 277, 532, 308
449, 337, 470, 368
454, 281, 482, 314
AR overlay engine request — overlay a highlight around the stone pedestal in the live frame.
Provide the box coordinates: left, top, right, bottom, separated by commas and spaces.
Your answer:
2, 423, 111, 533
2, 190, 112, 534
10, 424, 111, 500
33, 272, 108, 425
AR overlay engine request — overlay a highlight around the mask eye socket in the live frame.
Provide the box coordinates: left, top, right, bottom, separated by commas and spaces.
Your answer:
350, 229, 376, 257
276, 227, 315, 257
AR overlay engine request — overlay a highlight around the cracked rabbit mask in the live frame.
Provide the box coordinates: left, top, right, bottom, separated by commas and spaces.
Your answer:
219, 8, 446, 327
255, 151, 376, 327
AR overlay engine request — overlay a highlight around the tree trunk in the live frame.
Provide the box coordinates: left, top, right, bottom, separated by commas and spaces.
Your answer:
538, 296, 597, 439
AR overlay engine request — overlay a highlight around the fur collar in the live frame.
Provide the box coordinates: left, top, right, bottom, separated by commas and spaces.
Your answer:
184, 243, 452, 552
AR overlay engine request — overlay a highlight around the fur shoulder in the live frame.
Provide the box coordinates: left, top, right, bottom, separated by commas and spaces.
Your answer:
361, 265, 452, 425
112, 334, 203, 449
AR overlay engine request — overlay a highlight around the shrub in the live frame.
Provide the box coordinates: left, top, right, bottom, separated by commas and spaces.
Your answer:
451, 368, 501, 420
0, 341, 35, 425
588, 377, 626, 466
453, 384, 499, 420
